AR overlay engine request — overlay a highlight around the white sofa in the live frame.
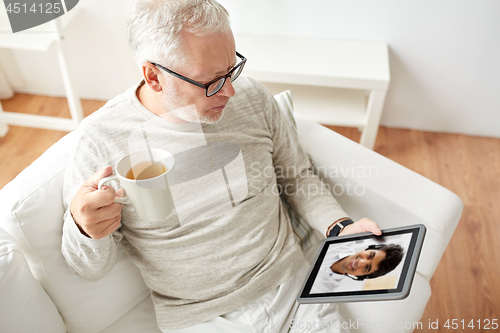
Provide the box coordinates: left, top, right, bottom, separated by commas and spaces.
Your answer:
0, 97, 462, 333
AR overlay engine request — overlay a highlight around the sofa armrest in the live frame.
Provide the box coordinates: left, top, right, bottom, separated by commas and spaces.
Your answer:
295, 115, 463, 280
0, 131, 151, 333
0, 227, 66, 333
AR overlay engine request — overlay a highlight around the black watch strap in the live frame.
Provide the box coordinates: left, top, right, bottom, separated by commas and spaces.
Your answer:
328, 219, 354, 238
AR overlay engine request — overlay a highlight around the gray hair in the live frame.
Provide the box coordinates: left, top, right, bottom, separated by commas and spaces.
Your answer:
127, 0, 231, 69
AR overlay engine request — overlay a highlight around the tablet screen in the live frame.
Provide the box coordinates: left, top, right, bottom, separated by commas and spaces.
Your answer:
298, 225, 425, 302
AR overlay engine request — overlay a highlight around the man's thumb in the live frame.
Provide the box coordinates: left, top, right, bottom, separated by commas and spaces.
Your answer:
88, 166, 114, 186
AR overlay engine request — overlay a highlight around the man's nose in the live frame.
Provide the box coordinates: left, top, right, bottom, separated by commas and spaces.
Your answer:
358, 259, 369, 269
217, 78, 236, 97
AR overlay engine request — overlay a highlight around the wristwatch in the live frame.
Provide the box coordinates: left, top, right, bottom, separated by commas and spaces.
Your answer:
327, 219, 354, 237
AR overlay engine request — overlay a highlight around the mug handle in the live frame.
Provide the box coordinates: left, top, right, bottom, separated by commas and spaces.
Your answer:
98, 175, 131, 204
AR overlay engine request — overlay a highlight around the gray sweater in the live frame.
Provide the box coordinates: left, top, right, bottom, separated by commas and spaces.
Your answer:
61, 77, 347, 330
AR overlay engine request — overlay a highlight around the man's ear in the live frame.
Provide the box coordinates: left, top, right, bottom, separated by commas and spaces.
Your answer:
142, 62, 163, 93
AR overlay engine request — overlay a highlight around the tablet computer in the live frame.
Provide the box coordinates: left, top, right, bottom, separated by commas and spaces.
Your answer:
297, 224, 426, 304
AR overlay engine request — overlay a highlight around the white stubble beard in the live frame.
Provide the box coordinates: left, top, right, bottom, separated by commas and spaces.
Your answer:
161, 89, 225, 124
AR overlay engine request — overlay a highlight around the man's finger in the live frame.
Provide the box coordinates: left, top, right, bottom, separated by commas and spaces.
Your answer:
371, 224, 382, 236
339, 218, 382, 237
85, 166, 114, 189
98, 216, 122, 238
363, 219, 382, 235
94, 201, 124, 222
83, 184, 118, 210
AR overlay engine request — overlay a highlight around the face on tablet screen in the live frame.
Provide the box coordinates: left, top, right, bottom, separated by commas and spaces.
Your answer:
309, 233, 412, 294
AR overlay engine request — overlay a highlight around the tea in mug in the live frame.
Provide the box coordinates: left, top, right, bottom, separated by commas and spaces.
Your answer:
126, 161, 167, 180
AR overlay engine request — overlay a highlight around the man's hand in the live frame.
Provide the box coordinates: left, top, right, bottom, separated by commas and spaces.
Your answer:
70, 166, 124, 240
338, 217, 382, 237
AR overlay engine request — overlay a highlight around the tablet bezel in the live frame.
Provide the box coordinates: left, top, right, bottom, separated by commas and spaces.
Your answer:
296, 224, 426, 304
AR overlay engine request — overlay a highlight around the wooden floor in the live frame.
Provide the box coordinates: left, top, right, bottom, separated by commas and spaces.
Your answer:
1, 94, 499, 332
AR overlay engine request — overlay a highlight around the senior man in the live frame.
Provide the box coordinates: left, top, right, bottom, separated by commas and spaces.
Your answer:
62, 0, 381, 332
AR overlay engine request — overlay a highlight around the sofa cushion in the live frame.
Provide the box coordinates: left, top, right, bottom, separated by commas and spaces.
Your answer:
0, 228, 66, 333
337, 273, 431, 333
101, 295, 162, 333
0, 132, 151, 333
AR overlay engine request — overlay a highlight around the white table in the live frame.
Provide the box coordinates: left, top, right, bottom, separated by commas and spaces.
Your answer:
0, 8, 83, 137
236, 34, 390, 149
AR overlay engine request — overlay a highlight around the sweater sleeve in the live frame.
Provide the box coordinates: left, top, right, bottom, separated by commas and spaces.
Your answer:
251, 79, 349, 236
61, 130, 122, 281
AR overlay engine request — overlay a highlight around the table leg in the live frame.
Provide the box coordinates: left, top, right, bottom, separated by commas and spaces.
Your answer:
55, 32, 84, 124
0, 101, 10, 137
360, 90, 387, 149
0, 122, 8, 137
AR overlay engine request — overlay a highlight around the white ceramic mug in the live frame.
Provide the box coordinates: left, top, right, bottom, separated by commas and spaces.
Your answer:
98, 148, 175, 222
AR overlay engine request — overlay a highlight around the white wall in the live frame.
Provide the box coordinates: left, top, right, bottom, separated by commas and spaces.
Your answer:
1, 0, 499, 138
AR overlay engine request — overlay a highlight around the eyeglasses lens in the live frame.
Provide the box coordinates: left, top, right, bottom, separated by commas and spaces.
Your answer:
231, 65, 243, 82
207, 79, 225, 97
206, 58, 245, 96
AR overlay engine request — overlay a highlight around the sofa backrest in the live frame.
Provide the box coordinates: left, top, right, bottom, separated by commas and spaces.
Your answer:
0, 132, 150, 333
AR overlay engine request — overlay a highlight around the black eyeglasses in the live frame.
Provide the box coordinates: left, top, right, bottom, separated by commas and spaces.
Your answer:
150, 52, 247, 97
